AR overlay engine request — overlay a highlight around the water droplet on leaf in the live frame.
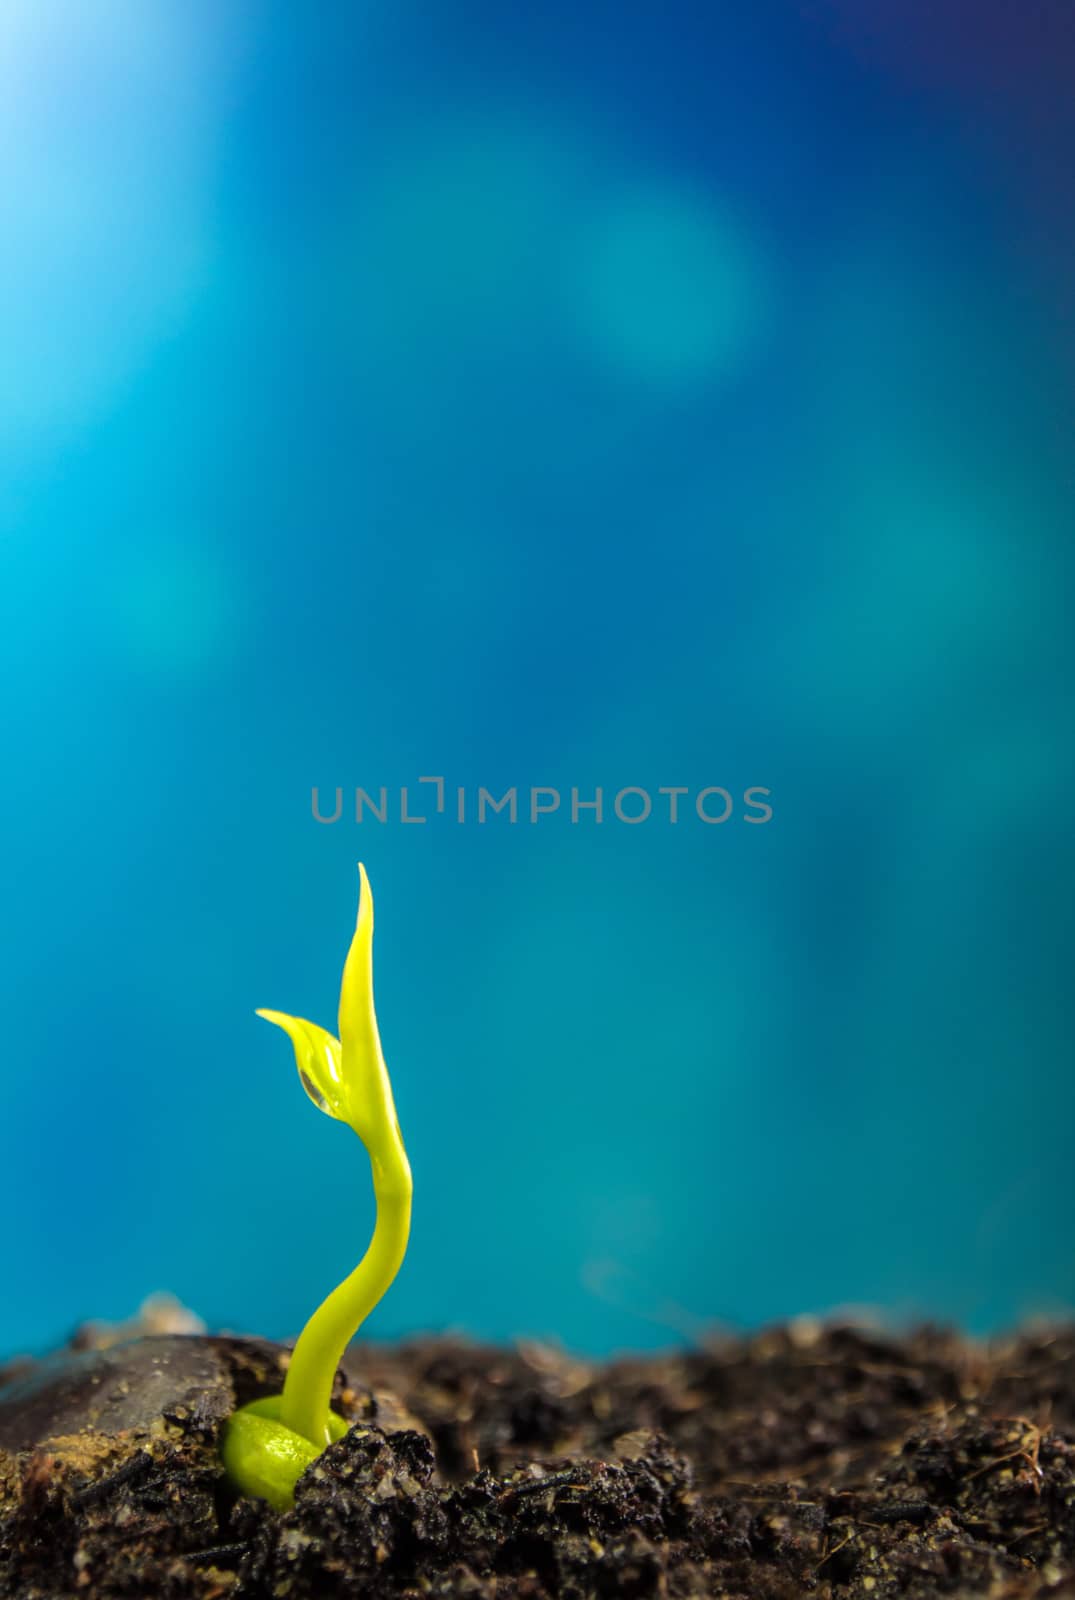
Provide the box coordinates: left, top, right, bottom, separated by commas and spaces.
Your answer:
299, 1069, 329, 1112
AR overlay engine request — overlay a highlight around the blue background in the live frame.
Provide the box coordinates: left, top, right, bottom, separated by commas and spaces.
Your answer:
2, 0, 1073, 1360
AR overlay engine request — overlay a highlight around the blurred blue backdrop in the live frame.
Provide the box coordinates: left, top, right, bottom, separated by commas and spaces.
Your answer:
2, 0, 1073, 1360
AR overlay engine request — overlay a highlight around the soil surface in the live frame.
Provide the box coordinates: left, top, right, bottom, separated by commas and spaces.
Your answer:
1, 1315, 1073, 1598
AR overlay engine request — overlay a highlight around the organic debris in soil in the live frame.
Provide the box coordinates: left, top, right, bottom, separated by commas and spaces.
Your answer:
1, 1319, 1074, 1598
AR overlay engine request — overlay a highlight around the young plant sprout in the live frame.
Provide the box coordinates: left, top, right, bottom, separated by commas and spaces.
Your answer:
221, 864, 412, 1509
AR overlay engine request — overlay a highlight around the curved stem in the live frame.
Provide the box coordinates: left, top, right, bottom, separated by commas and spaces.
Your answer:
280, 1143, 412, 1447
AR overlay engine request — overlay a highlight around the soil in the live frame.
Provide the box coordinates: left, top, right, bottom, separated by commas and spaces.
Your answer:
1, 1316, 1073, 1599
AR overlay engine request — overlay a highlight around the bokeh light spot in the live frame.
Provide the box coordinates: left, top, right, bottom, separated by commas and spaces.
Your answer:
339, 121, 593, 353
575, 189, 769, 384
110, 540, 242, 680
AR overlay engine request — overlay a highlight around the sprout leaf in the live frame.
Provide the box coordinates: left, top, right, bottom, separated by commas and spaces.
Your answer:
255, 1009, 345, 1122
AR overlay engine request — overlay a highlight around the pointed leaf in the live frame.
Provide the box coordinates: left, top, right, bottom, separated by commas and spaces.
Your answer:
335, 862, 398, 1147
256, 1008, 346, 1121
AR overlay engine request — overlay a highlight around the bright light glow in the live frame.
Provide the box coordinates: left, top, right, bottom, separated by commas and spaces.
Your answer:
0, 1, 246, 444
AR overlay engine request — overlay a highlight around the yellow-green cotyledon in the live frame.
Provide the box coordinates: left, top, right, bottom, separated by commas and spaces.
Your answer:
220, 864, 413, 1510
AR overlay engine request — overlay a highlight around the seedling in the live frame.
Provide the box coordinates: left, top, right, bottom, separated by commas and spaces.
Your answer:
221, 864, 412, 1509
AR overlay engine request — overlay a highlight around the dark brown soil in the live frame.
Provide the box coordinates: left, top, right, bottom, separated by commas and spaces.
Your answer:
2, 1319, 1074, 1599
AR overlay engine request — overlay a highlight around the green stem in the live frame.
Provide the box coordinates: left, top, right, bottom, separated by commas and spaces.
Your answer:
280, 1142, 413, 1446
